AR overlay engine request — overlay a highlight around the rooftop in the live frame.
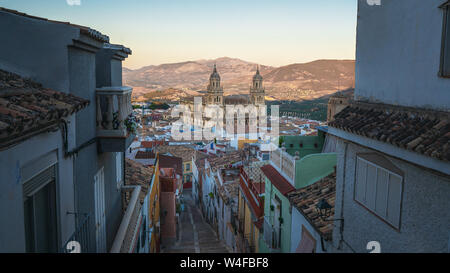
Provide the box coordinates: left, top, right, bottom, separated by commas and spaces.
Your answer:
329, 102, 450, 162
0, 69, 89, 147
287, 172, 336, 241
156, 145, 196, 162
260, 164, 295, 196
124, 158, 154, 208
159, 154, 183, 176
207, 151, 243, 172
0, 7, 110, 43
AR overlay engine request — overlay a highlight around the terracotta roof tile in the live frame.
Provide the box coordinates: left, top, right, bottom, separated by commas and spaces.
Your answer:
329, 102, 450, 162
159, 154, 183, 176
260, 164, 295, 196
0, 70, 89, 147
124, 159, 154, 207
156, 145, 196, 162
135, 151, 156, 159
287, 172, 336, 241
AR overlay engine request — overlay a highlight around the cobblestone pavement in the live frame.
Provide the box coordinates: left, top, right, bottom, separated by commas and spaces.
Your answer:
161, 189, 230, 253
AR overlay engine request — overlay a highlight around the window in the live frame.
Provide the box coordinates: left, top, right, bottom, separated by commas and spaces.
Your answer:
23, 166, 58, 253
354, 154, 403, 229
116, 152, 123, 190
440, 1, 450, 77
186, 163, 191, 171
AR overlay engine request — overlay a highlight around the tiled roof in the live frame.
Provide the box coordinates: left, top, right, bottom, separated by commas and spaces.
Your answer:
135, 151, 156, 159
0, 70, 89, 146
156, 145, 196, 162
159, 154, 183, 176
0, 7, 110, 43
207, 151, 243, 171
141, 140, 166, 148
124, 159, 154, 207
329, 102, 450, 162
287, 172, 336, 241
260, 165, 295, 196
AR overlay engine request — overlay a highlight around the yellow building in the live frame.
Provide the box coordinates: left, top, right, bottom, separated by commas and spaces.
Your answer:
149, 157, 161, 253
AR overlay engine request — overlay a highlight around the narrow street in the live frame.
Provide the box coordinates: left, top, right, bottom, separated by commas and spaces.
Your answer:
161, 189, 230, 253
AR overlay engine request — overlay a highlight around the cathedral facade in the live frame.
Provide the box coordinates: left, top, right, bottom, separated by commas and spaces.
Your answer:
203, 64, 266, 106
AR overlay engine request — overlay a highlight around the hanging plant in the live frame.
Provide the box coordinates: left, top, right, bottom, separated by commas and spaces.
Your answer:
125, 115, 138, 135
279, 217, 284, 224
270, 205, 275, 211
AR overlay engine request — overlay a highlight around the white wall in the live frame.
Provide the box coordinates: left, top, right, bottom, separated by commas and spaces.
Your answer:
0, 118, 76, 252
355, 0, 450, 110
290, 208, 327, 253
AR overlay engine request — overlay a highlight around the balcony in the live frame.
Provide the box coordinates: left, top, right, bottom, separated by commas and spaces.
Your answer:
270, 147, 298, 186
96, 86, 135, 152
239, 167, 264, 218
61, 213, 93, 253
111, 185, 142, 253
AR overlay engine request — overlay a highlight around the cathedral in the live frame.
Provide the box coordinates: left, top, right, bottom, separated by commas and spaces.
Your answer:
202, 64, 266, 106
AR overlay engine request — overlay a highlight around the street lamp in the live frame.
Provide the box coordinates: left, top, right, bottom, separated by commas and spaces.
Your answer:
315, 198, 344, 222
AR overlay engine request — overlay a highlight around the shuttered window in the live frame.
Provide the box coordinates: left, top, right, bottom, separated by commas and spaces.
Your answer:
354, 156, 403, 229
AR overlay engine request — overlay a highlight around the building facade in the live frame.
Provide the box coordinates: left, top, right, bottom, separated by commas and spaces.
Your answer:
327, 0, 450, 253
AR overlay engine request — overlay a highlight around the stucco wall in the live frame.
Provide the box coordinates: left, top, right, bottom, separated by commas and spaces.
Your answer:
290, 208, 330, 253
355, 0, 450, 110
0, 127, 76, 252
333, 139, 450, 253
263, 178, 292, 253
0, 11, 78, 93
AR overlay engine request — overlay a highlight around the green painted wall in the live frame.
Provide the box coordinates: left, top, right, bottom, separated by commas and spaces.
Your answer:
280, 135, 325, 159
260, 177, 292, 253
295, 153, 337, 189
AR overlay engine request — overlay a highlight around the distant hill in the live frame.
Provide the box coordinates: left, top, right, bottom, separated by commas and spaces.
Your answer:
124, 57, 355, 102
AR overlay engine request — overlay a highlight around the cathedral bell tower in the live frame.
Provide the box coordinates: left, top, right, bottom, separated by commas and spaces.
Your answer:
206, 64, 224, 105
250, 66, 265, 105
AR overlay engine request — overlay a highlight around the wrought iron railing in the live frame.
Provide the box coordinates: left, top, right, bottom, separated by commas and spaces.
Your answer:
61, 213, 93, 253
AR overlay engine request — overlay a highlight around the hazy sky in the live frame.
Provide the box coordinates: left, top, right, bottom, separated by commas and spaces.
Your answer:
1, 0, 357, 69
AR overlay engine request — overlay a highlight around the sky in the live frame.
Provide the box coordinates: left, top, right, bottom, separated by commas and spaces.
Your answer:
0, 0, 358, 69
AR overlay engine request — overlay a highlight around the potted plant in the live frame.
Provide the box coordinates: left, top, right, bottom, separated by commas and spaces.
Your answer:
270, 205, 275, 211
125, 115, 138, 135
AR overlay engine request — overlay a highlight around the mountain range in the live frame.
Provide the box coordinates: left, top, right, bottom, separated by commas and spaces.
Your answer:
123, 57, 355, 102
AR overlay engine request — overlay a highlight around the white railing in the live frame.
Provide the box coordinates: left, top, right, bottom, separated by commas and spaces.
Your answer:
96, 86, 133, 138
270, 147, 298, 186
110, 185, 141, 253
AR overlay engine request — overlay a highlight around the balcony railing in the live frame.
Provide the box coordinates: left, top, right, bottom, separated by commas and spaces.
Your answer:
270, 147, 298, 186
61, 213, 93, 253
110, 185, 142, 253
263, 216, 281, 251
239, 167, 264, 218
96, 86, 133, 138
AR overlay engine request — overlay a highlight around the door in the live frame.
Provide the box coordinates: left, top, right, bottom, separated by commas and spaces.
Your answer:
94, 167, 106, 253
272, 198, 281, 248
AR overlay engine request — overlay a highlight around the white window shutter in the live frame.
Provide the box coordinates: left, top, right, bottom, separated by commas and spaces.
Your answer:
366, 164, 377, 211
387, 174, 402, 227
375, 169, 389, 217
355, 159, 367, 203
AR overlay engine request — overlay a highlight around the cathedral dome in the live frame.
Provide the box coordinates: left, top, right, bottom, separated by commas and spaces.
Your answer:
210, 64, 221, 80
253, 67, 263, 81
